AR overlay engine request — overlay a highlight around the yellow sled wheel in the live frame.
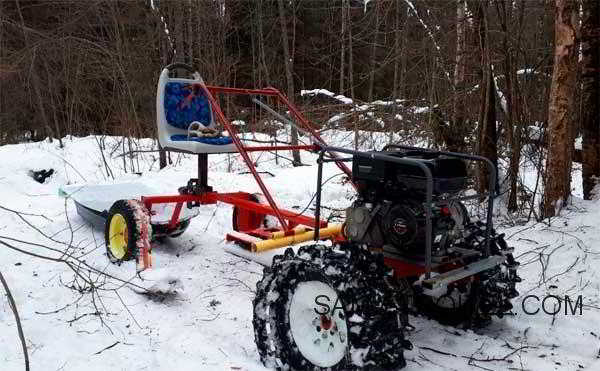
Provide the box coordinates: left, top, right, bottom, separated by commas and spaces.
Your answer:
105, 199, 150, 264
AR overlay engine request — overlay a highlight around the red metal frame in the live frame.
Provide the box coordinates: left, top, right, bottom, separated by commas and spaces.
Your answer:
142, 190, 328, 233
142, 83, 353, 236
140, 79, 445, 278
384, 258, 427, 278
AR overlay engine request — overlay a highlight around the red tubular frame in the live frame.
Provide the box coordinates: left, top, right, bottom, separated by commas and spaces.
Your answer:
143, 83, 346, 234
141, 191, 327, 232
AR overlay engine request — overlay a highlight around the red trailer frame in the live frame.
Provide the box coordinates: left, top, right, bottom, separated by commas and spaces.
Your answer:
142, 83, 351, 250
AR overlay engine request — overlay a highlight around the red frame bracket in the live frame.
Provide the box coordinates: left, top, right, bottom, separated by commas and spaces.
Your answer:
142, 192, 327, 234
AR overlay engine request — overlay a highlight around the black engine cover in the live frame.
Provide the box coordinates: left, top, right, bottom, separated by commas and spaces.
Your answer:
352, 150, 467, 199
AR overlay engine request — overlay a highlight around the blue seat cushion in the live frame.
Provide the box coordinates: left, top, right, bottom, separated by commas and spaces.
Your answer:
170, 135, 233, 145
165, 82, 212, 129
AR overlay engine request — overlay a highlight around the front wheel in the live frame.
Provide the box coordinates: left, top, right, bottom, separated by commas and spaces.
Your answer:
105, 199, 152, 269
253, 243, 408, 370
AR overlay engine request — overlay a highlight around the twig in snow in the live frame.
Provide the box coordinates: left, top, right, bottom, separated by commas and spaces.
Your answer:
203, 204, 220, 233
224, 277, 255, 294
0, 204, 53, 222
94, 135, 114, 179
463, 345, 536, 363
42, 149, 87, 182
237, 170, 275, 177
35, 293, 84, 315
419, 346, 458, 357
66, 311, 101, 325
199, 312, 221, 322
115, 290, 142, 329
0, 270, 30, 371
93, 341, 120, 355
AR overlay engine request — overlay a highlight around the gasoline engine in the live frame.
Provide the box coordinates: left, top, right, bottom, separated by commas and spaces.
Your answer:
344, 150, 469, 258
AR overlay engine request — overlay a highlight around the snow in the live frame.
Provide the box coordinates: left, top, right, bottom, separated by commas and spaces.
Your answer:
2, 134, 600, 371
300, 88, 354, 105
412, 106, 430, 114
528, 124, 544, 142
575, 136, 583, 150
492, 66, 508, 113
301, 88, 430, 132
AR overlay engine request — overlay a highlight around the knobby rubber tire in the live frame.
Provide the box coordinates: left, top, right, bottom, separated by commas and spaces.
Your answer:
416, 223, 519, 328
253, 243, 407, 370
104, 199, 151, 264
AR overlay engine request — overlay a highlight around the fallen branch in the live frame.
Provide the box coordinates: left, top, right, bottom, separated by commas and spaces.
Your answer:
0, 270, 30, 371
419, 346, 458, 357
463, 345, 536, 363
237, 170, 275, 177
93, 341, 120, 355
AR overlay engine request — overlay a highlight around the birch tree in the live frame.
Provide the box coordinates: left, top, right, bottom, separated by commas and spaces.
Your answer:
542, 0, 577, 217
581, 0, 600, 199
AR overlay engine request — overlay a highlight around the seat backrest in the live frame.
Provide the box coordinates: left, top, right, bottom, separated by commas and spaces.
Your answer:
164, 81, 214, 130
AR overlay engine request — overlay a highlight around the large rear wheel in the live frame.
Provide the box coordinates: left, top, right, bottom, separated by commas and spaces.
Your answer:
416, 225, 520, 327
253, 243, 408, 370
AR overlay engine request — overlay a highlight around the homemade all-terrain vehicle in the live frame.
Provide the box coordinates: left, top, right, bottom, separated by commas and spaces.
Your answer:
63, 64, 520, 370
254, 146, 521, 370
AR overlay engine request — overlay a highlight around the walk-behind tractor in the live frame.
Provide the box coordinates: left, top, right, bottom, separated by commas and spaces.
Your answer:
62, 64, 521, 370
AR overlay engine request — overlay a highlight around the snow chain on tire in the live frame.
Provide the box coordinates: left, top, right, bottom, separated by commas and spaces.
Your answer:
105, 199, 152, 271
253, 243, 408, 370
417, 222, 521, 328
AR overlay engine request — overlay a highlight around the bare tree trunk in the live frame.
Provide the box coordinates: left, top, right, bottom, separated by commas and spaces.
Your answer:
174, 3, 184, 63
367, 0, 381, 102
0, 1, 3, 142
347, 1, 355, 101
392, 1, 405, 101
339, 0, 346, 93
15, 0, 54, 142
581, 0, 600, 199
187, 0, 193, 65
542, 0, 577, 217
496, 0, 522, 211
390, 0, 406, 143
157, 4, 168, 169
257, 0, 270, 85
477, 71, 498, 193
44, 59, 63, 148
277, 0, 301, 165
345, 0, 359, 149
476, 2, 497, 194
449, 0, 467, 152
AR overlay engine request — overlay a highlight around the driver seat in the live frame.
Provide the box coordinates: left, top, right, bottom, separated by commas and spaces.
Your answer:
156, 67, 238, 154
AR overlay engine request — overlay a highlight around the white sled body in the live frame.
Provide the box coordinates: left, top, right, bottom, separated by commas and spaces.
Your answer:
59, 181, 199, 225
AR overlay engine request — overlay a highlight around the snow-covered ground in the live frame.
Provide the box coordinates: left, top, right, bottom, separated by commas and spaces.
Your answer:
1, 133, 600, 371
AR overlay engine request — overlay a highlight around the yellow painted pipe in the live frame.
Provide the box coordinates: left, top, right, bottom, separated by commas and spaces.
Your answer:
270, 226, 306, 239
253, 224, 342, 252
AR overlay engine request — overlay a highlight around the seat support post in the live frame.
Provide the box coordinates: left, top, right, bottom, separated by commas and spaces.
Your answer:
198, 153, 208, 189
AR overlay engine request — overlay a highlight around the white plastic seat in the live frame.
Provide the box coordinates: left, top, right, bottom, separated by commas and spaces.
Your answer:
156, 68, 238, 154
